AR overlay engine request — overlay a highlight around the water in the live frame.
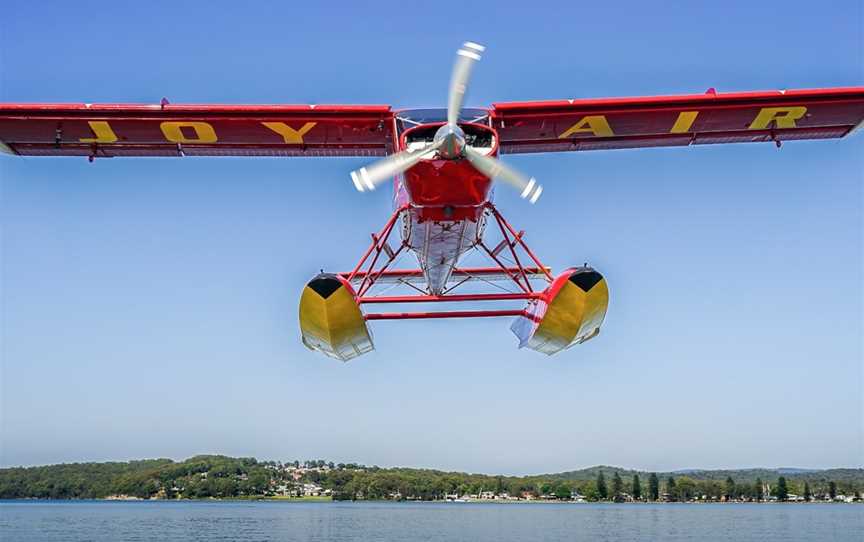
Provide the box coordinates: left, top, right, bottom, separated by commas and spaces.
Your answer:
1, 501, 861, 541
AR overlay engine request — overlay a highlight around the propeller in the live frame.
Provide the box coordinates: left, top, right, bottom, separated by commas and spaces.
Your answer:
350, 140, 442, 192
349, 41, 542, 203
463, 146, 543, 204
448, 42, 485, 127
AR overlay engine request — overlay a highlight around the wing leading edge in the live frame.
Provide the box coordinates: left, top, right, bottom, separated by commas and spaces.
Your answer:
3, 87, 863, 158
491, 87, 864, 154
0, 104, 393, 158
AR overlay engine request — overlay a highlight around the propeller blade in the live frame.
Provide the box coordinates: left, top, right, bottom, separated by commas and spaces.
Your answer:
447, 42, 485, 127
350, 142, 441, 192
463, 146, 543, 204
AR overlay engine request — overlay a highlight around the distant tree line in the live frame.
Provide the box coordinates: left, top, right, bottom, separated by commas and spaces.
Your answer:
0, 456, 860, 502
573, 472, 851, 503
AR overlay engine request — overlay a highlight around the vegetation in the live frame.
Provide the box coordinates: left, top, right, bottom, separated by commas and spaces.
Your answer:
596, 472, 608, 499
648, 473, 659, 501
612, 472, 624, 502
0, 456, 861, 502
776, 476, 789, 501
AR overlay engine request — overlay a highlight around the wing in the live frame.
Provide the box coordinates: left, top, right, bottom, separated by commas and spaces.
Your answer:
491, 88, 864, 154
0, 103, 393, 158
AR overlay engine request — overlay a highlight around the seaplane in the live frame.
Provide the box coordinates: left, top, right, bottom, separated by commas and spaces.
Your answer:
1, 42, 862, 361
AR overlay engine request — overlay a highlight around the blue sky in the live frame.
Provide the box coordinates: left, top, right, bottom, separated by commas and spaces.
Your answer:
1, 1, 861, 473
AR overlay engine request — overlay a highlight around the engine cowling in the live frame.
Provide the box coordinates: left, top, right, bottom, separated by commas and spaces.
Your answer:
400, 122, 497, 219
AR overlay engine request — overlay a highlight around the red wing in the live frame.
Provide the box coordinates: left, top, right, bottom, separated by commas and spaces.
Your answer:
491, 88, 864, 154
0, 103, 393, 157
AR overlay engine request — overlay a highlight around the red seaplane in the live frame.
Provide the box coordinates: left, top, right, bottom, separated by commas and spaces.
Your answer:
2, 42, 863, 361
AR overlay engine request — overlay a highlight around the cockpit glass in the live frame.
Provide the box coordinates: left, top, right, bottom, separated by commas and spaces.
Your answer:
394, 108, 489, 134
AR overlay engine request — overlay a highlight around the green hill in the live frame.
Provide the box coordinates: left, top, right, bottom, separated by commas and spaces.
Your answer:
1, 456, 861, 501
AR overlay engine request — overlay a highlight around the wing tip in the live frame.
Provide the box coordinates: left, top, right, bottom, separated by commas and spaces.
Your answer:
0, 139, 16, 155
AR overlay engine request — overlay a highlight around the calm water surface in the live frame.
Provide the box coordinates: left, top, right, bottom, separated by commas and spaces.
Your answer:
1, 501, 861, 541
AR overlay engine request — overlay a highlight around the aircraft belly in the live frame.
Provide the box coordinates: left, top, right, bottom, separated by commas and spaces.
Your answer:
404, 214, 480, 295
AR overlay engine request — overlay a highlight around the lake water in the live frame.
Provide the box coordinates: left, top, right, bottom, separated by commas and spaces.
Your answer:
1, 501, 861, 541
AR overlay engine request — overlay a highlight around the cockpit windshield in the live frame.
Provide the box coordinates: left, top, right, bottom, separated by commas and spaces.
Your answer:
394, 108, 489, 134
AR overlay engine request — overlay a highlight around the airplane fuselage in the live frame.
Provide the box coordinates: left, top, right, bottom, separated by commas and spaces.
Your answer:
393, 117, 498, 294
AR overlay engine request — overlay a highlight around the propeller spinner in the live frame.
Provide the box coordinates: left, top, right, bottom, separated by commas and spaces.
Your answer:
349, 42, 543, 203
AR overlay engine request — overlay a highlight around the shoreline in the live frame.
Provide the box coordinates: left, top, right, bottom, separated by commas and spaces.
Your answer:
1, 498, 859, 505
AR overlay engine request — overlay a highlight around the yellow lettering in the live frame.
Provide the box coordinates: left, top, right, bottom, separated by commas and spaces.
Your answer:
670, 111, 699, 133
79, 121, 118, 143
749, 107, 807, 130
262, 122, 317, 144
558, 115, 614, 138
160, 121, 217, 143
